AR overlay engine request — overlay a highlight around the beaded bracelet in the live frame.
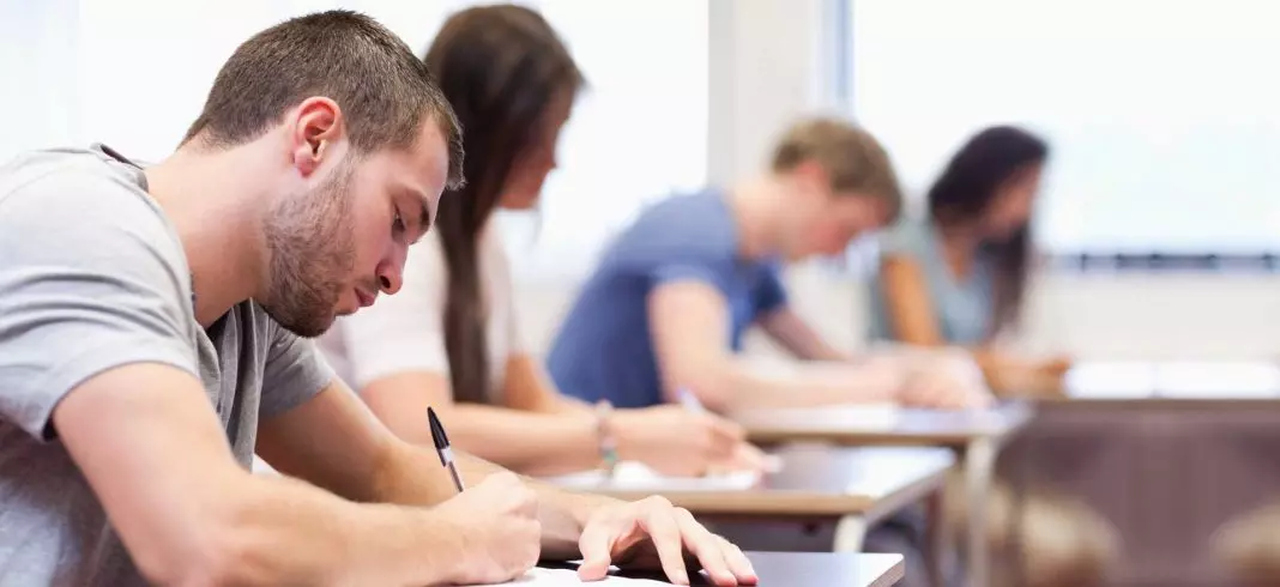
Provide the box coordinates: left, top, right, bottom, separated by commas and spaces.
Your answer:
594, 400, 619, 477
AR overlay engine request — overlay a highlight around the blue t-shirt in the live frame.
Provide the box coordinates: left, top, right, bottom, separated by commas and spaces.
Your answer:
547, 190, 788, 408
866, 218, 993, 345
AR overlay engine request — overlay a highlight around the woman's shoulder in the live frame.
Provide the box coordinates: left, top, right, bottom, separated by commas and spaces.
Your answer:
878, 216, 936, 258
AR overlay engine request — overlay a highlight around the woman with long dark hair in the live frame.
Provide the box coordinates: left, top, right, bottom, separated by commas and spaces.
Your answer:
870, 125, 1070, 396
322, 4, 762, 477
870, 128, 1121, 587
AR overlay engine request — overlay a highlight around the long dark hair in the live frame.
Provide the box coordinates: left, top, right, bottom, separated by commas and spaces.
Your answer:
926, 125, 1048, 336
424, 5, 583, 403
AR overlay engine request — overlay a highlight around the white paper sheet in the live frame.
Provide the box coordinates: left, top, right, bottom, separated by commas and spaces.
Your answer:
545, 461, 760, 492
769, 402, 901, 430
464, 567, 674, 586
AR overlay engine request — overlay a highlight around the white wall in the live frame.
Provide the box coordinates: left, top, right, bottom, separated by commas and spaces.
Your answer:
1023, 273, 1280, 360
706, 0, 840, 184
11, 1, 1271, 361
514, 0, 1280, 362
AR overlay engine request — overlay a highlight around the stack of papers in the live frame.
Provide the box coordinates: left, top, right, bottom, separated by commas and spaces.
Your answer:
545, 461, 760, 492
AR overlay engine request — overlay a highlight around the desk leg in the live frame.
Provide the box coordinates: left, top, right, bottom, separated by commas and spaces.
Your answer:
925, 488, 949, 587
1010, 437, 1030, 587
833, 515, 867, 552
966, 437, 996, 587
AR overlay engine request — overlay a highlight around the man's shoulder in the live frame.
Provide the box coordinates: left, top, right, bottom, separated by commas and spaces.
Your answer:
0, 146, 181, 256
0, 147, 194, 325
632, 190, 732, 233
0, 147, 98, 191
606, 190, 737, 269
2, 146, 165, 221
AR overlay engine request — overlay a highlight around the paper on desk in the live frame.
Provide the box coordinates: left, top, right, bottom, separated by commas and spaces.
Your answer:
766, 401, 901, 430
466, 567, 674, 586
546, 461, 760, 491
833, 402, 900, 427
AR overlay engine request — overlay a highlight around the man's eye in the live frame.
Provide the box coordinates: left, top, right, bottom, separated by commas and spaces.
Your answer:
392, 210, 406, 233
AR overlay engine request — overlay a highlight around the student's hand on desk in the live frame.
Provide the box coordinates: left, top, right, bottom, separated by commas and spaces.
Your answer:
1036, 356, 1072, 387
577, 496, 758, 586
433, 472, 542, 585
989, 357, 1070, 399
1041, 355, 1073, 376
1021, 360, 1069, 398
896, 368, 995, 410
613, 406, 761, 476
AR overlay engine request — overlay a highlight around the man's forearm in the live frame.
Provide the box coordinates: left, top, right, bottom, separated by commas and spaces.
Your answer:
189, 473, 463, 586
799, 340, 855, 362
768, 321, 853, 362
367, 438, 618, 559
455, 452, 620, 559
367, 437, 462, 507
720, 358, 902, 410
759, 309, 855, 362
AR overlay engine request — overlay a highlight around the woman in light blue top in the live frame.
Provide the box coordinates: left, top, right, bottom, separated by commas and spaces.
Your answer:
870, 128, 1120, 587
869, 125, 1071, 397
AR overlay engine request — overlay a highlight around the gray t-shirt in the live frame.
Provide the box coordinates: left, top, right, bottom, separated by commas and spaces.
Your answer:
0, 145, 335, 586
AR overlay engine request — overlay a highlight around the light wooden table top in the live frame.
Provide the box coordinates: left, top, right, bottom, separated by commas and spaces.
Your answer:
731, 401, 1034, 447
553, 445, 954, 518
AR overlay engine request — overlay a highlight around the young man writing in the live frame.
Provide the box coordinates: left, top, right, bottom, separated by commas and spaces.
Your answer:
547, 117, 990, 412
546, 118, 1117, 587
0, 11, 752, 587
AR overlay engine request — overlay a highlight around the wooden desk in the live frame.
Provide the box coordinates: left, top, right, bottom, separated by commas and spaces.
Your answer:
748, 552, 904, 587
1004, 362, 1280, 586
531, 552, 904, 586
731, 402, 1032, 587
546, 445, 954, 553
734, 401, 1032, 447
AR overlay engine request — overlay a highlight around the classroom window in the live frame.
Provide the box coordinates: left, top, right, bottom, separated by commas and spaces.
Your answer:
846, 0, 1280, 261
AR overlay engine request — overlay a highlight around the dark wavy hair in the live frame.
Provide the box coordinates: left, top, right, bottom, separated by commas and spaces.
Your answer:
927, 125, 1048, 335
425, 5, 584, 403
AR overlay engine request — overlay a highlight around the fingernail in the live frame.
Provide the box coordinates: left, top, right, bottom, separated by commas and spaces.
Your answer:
677, 570, 690, 585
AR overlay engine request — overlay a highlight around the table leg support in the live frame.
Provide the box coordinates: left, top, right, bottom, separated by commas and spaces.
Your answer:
925, 488, 950, 587
833, 515, 867, 552
966, 437, 996, 587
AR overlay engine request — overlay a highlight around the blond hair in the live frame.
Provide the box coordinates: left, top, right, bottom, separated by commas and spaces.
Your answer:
770, 117, 902, 219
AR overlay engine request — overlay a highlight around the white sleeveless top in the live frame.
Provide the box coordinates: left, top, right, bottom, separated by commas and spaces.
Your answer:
321, 225, 523, 402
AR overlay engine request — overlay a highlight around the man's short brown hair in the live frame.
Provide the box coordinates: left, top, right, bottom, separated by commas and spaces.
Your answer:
771, 116, 902, 220
182, 10, 464, 189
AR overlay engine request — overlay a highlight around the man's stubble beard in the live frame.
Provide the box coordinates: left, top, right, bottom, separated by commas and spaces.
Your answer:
260, 161, 357, 338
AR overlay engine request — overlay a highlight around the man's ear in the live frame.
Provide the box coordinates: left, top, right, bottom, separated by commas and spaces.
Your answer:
289, 97, 345, 178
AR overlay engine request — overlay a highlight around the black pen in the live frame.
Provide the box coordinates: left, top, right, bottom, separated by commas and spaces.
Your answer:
428, 407, 465, 492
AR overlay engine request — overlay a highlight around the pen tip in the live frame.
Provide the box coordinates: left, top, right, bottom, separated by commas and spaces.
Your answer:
427, 407, 449, 450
